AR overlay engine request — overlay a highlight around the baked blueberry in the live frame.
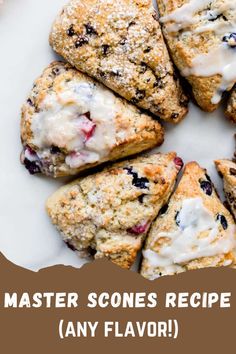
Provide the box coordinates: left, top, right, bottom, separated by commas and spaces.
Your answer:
50, 146, 61, 154
223, 33, 236, 47
27, 98, 34, 107
175, 211, 180, 226
216, 214, 228, 230
67, 25, 75, 37
65, 241, 77, 251
124, 167, 149, 189
138, 194, 146, 203
200, 180, 213, 196
24, 158, 41, 175
101, 44, 110, 56
84, 23, 97, 35
75, 36, 89, 48
229, 168, 236, 176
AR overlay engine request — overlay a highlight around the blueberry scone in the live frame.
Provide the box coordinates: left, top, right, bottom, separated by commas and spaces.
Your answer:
215, 159, 236, 220
49, 0, 189, 123
157, 0, 236, 112
141, 162, 236, 280
226, 88, 236, 123
46, 153, 183, 269
20, 62, 164, 178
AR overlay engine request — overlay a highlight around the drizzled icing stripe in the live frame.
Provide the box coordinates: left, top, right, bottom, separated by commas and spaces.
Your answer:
160, 0, 236, 104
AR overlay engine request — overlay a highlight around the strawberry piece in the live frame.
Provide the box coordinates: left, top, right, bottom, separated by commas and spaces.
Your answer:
127, 221, 150, 235
174, 156, 184, 171
77, 115, 96, 142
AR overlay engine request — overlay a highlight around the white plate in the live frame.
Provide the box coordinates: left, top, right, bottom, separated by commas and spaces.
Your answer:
0, 0, 235, 271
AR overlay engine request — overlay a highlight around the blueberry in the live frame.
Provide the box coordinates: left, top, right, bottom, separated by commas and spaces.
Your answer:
131, 89, 146, 103
27, 98, 34, 107
153, 79, 164, 89
230, 168, 236, 176
128, 21, 136, 27
175, 211, 181, 227
208, 12, 227, 22
101, 44, 110, 56
171, 113, 179, 120
75, 36, 89, 48
136, 89, 146, 101
111, 69, 121, 77
50, 146, 61, 154
223, 33, 236, 47
52, 67, 61, 76
216, 214, 228, 230
226, 192, 234, 204
144, 47, 151, 53
84, 23, 97, 35
124, 167, 149, 189
119, 38, 127, 45
200, 180, 213, 196
131, 97, 138, 104
138, 194, 146, 203
24, 158, 41, 175
87, 247, 97, 256
67, 25, 75, 37
98, 70, 106, 79
84, 111, 91, 120
65, 241, 77, 251
140, 62, 147, 74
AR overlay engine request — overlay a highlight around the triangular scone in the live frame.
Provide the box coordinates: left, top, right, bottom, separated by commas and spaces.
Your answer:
157, 0, 236, 112
226, 88, 236, 123
215, 159, 236, 220
141, 162, 236, 280
49, 0, 188, 123
20, 62, 164, 178
46, 153, 182, 269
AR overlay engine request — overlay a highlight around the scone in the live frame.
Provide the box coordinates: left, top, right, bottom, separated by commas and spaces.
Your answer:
20, 62, 164, 178
141, 162, 236, 280
157, 0, 236, 112
49, 0, 189, 123
46, 153, 183, 269
215, 159, 236, 220
226, 88, 236, 123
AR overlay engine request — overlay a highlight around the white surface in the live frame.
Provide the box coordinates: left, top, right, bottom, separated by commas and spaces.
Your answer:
0, 0, 235, 271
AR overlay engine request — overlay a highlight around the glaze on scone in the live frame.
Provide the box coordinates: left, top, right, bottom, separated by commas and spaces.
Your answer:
157, 0, 236, 112
141, 162, 236, 280
226, 87, 236, 123
20, 62, 164, 178
49, 0, 188, 123
215, 159, 236, 219
46, 153, 183, 269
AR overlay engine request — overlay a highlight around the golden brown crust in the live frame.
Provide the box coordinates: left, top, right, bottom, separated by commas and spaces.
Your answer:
141, 162, 236, 279
157, 0, 234, 112
20, 61, 164, 178
215, 159, 236, 220
226, 88, 236, 123
49, 0, 188, 123
46, 152, 182, 269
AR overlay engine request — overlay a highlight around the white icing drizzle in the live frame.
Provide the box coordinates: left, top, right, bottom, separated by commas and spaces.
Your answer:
31, 81, 117, 168
182, 43, 236, 104
161, 0, 211, 32
160, 0, 236, 104
143, 197, 236, 271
